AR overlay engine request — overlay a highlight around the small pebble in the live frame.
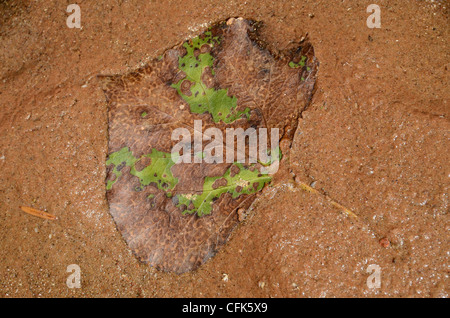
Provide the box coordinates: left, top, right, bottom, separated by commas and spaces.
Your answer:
222, 273, 229, 282
379, 237, 390, 248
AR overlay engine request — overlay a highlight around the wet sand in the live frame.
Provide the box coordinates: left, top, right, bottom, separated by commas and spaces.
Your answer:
0, 0, 448, 297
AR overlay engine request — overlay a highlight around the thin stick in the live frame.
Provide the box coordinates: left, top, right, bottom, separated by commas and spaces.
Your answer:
19, 206, 57, 220
295, 181, 358, 218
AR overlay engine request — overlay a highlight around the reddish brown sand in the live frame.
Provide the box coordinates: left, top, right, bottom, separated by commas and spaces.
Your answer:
0, 0, 448, 297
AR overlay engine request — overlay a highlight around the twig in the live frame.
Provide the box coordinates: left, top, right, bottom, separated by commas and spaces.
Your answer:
19, 206, 57, 220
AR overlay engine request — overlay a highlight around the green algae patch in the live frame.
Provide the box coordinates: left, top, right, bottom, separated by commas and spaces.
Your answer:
176, 163, 271, 217
106, 147, 178, 191
289, 55, 307, 69
172, 31, 250, 123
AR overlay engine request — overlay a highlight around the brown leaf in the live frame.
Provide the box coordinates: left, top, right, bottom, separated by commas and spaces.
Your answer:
100, 17, 318, 273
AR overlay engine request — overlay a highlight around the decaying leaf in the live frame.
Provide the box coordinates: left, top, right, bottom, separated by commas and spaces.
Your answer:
100, 17, 318, 273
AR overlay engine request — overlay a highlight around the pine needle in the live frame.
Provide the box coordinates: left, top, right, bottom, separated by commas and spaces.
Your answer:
19, 206, 57, 220
295, 181, 358, 218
